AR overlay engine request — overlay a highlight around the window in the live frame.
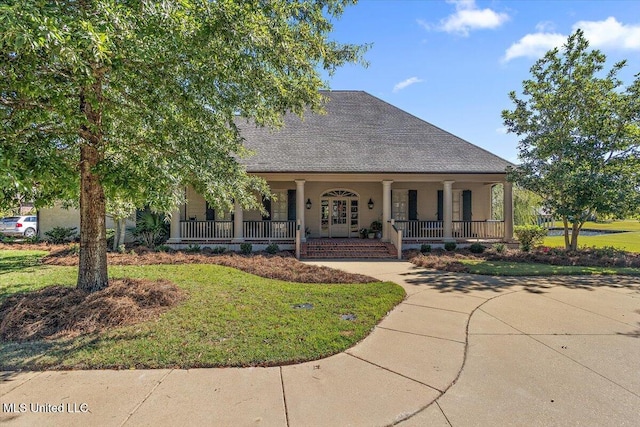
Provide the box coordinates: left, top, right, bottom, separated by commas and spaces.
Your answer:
272, 191, 288, 221
392, 190, 408, 221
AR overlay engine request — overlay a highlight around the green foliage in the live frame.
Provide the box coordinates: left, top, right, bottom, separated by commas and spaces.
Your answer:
44, 227, 77, 244
514, 225, 547, 252
131, 211, 167, 249
156, 245, 172, 253
265, 243, 279, 254
240, 243, 253, 255
444, 242, 457, 252
492, 184, 542, 225
420, 244, 432, 254
503, 30, 640, 251
24, 235, 41, 244
68, 243, 80, 256
492, 243, 506, 254
117, 244, 126, 254
370, 221, 383, 232
469, 243, 485, 254
185, 244, 201, 254
0, 0, 366, 289
211, 246, 227, 254
106, 228, 115, 247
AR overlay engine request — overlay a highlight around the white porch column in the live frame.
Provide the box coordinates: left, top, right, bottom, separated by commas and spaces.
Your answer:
503, 180, 514, 242
232, 201, 244, 242
382, 180, 393, 241
443, 180, 454, 241
295, 180, 306, 242
167, 207, 181, 243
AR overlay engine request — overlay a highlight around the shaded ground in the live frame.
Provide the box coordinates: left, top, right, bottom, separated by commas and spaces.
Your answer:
0, 278, 184, 341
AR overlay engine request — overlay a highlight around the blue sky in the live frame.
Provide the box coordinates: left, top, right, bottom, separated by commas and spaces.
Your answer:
324, 0, 640, 163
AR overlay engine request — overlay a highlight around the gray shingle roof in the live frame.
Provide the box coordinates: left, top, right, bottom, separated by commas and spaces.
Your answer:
238, 90, 511, 174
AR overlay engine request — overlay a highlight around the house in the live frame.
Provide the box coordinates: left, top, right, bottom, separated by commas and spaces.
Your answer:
166, 91, 514, 255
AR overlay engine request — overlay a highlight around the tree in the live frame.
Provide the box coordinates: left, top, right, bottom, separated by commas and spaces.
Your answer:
502, 30, 640, 251
491, 184, 542, 226
1, 0, 365, 291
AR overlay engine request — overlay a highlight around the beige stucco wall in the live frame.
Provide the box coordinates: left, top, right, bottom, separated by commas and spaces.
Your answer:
38, 204, 136, 240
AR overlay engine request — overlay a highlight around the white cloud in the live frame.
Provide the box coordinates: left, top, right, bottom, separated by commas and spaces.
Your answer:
393, 77, 423, 93
503, 17, 640, 62
573, 17, 640, 50
495, 127, 508, 135
502, 32, 566, 62
439, 0, 509, 36
535, 21, 556, 32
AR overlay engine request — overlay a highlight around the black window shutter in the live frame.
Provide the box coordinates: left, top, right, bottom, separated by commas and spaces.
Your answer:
287, 189, 296, 221
262, 197, 271, 220
205, 202, 215, 221
463, 190, 472, 221
437, 190, 443, 221
408, 190, 418, 221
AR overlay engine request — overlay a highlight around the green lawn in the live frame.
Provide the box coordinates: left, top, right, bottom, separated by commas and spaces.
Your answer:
460, 259, 640, 276
1, 251, 405, 370
544, 228, 640, 253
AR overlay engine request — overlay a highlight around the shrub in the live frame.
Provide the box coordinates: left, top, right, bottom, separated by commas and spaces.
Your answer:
514, 225, 547, 252
240, 243, 252, 255
1, 235, 17, 243
444, 241, 457, 251
211, 246, 227, 254
469, 243, 485, 254
420, 244, 432, 254
492, 243, 506, 253
131, 211, 168, 249
68, 243, 80, 255
156, 245, 172, 253
265, 243, 279, 254
106, 228, 115, 247
44, 226, 77, 244
24, 235, 41, 244
185, 244, 201, 253
117, 244, 126, 254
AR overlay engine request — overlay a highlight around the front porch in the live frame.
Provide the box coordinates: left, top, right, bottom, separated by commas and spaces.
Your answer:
166, 175, 514, 257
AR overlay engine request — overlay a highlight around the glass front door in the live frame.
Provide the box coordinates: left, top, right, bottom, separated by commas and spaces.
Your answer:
331, 198, 349, 237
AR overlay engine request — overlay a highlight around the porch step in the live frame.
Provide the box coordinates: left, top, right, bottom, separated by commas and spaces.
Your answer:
301, 239, 397, 259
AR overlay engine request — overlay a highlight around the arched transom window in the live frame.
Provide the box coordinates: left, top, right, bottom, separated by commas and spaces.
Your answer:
322, 190, 358, 198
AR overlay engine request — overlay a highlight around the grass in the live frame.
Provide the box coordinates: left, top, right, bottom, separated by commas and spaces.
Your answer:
460, 259, 640, 276
544, 232, 640, 253
0, 251, 405, 370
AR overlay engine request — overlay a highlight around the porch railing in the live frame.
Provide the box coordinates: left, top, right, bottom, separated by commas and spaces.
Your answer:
395, 220, 504, 240
452, 220, 504, 239
243, 220, 296, 240
180, 220, 233, 240
394, 221, 444, 239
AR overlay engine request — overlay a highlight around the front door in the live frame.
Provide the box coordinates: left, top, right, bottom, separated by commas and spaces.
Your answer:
331, 198, 349, 237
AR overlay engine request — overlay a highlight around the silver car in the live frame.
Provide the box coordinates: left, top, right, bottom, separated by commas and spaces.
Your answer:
0, 215, 38, 237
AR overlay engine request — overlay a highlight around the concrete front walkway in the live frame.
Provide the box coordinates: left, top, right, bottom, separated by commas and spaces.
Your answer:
1, 261, 639, 426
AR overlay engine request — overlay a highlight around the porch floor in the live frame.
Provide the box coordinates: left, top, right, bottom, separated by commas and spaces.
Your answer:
301, 238, 397, 259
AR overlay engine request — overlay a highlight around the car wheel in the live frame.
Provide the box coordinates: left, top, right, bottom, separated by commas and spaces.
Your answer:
24, 228, 36, 238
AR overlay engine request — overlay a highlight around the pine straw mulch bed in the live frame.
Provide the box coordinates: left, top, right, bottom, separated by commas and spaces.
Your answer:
407, 247, 640, 273
0, 278, 185, 342
33, 245, 376, 284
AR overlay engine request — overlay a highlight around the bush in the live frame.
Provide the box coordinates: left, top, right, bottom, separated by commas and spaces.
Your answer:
156, 245, 172, 253
24, 235, 41, 244
106, 228, 115, 248
514, 225, 547, 252
117, 244, 126, 254
185, 244, 201, 253
444, 242, 457, 251
240, 243, 252, 255
44, 226, 77, 244
68, 243, 80, 255
211, 246, 227, 254
420, 244, 432, 254
265, 243, 279, 254
1, 235, 17, 243
469, 243, 485, 254
131, 211, 168, 249
492, 243, 506, 253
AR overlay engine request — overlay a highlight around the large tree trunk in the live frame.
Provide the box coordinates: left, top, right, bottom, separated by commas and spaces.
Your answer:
78, 144, 109, 292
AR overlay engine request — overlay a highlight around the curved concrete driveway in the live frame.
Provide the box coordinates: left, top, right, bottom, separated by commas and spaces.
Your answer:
1, 261, 639, 426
